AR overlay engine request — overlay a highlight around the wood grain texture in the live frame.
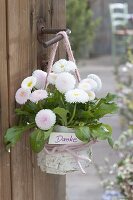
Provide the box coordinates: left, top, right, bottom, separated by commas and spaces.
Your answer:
33, 1, 66, 200
0, 0, 66, 199
7, 0, 38, 199
0, 0, 12, 199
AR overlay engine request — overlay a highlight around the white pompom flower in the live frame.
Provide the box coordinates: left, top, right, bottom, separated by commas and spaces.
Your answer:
47, 73, 57, 85
78, 81, 92, 93
55, 72, 76, 93
21, 76, 37, 90
88, 91, 95, 101
35, 109, 56, 130
53, 59, 68, 73
15, 88, 31, 104
29, 90, 48, 103
52, 59, 77, 73
65, 89, 89, 103
32, 70, 47, 89
65, 61, 77, 72
80, 78, 97, 91
87, 74, 102, 91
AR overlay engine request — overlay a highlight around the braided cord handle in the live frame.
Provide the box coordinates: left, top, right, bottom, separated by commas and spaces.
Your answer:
57, 31, 81, 83
45, 31, 81, 89
45, 42, 59, 88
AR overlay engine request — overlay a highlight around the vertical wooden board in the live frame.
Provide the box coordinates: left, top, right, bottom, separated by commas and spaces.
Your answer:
0, 0, 11, 200
7, 0, 38, 199
6, 0, 66, 199
52, 0, 66, 58
33, 1, 66, 200
37, 0, 66, 68
50, 2, 66, 199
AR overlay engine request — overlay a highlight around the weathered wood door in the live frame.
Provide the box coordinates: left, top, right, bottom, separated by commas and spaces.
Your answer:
0, 0, 66, 199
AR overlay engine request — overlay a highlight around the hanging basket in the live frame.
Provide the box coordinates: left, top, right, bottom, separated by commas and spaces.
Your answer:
4, 30, 118, 176
37, 126, 92, 175
36, 32, 93, 174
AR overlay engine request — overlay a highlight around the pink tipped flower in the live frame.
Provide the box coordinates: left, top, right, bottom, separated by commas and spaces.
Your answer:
15, 88, 31, 104
29, 90, 48, 103
32, 70, 47, 89
35, 109, 56, 130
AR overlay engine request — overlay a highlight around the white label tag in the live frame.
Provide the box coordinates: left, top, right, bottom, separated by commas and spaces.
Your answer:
48, 132, 83, 145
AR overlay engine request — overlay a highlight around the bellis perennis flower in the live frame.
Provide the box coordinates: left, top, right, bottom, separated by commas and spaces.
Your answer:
15, 88, 31, 104
21, 76, 36, 90
55, 72, 76, 93
35, 109, 56, 130
47, 73, 57, 85
79, 78, 97, 91
88, 91, 95, 101
87, 74, 102, 91
65, 89, 89, 103
52, 59, 77, 73
32, 70, 47, 89
78, 81, 92, 93
66, 61, 77, 72
29, 90, 48, 103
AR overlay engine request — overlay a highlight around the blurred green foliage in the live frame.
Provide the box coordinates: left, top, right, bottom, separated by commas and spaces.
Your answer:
127, 48, 133, 63
67, 0, 100, 58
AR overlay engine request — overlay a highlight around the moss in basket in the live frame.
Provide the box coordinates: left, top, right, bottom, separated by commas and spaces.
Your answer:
4, 68, 118, 153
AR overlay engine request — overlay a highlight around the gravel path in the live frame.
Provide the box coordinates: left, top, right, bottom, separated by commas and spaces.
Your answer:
66, 56, 121, 200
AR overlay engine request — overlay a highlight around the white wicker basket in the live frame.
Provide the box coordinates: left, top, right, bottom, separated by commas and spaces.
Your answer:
37, 126, 92, 175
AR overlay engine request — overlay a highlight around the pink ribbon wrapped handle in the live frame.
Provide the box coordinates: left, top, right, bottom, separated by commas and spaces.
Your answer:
45, 31, 81, 89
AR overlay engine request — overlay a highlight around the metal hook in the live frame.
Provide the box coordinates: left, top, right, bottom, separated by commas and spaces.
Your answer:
37, 18, 71, 48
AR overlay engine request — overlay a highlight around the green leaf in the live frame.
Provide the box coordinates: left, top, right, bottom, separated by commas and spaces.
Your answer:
23, 101, 39, 113
94, 93, 118, 109
30, 128, 53, 153
4, 126, 25, 146
108, 137, 114, 148
53, 107, 69, 126
75, 126, 91, 142
105, 93, 117, 103
94, 103, 118, 119
30, 129, 45, 153
78, 110, 94, 119
4, 124, 34, 150
91, 124, 112, 140
44, 128, 53, 140
15, 109, 30, 116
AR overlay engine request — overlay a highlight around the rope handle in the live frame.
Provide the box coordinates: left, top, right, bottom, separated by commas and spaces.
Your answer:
45, 31, 81, 89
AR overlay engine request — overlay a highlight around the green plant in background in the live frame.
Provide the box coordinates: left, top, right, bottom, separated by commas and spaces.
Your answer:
115, 49, 133, 124
67, 0, 100, 58
95, 128, 133, 200
127, 48, 133, 63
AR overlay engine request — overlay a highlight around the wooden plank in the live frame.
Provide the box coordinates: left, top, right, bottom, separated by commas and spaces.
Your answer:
52, 0, 66, 58
50, 2, 66, 199
7, 0, 38, 199
33, 1, 66, 200
0, 0, 12, 199
6, 0, 66, 199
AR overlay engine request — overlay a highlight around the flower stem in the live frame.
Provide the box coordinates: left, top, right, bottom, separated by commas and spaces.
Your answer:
60, 94, 65, 108
68, 104, 76, 125
38, 101, 43, 109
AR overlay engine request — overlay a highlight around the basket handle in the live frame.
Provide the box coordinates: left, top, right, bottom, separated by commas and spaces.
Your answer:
45, 31, 81, 89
